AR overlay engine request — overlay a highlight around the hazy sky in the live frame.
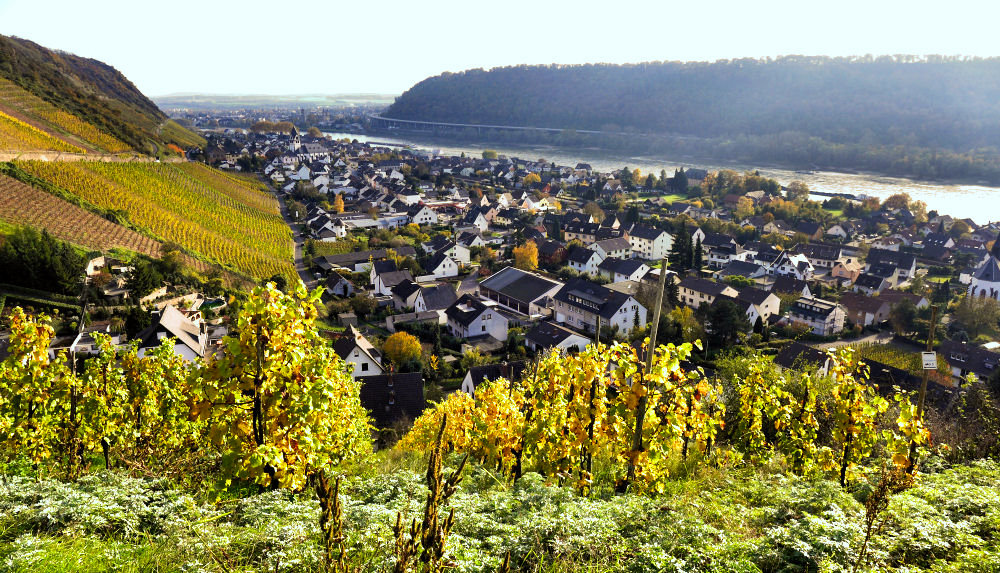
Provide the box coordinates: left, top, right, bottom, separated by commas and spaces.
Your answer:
2, 0, 999, 97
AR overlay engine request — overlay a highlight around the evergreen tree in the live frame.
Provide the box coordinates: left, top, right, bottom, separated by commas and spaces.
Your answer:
693, 237, 704, 271
666, 278, 680, 307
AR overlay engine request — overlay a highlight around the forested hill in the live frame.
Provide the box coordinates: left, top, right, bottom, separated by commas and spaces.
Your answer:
387, 57, 1000, 167
0, 35, 200, 153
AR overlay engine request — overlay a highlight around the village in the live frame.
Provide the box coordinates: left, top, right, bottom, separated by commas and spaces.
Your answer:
7, 125, 1000, 433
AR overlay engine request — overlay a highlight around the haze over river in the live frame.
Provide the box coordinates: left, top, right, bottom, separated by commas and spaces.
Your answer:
325, 132, 1000, 223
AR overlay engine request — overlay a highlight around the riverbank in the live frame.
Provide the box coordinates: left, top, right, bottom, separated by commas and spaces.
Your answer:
326, 129, 1000, 222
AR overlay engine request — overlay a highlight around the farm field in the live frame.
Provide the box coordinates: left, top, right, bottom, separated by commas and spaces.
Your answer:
0, 77, 130, 153
13, 160, 294, 280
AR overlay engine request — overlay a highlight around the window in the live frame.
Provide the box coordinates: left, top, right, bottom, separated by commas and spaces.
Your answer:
353, 349, 359, 357
361, 363, 369, 371
482, 325, 486, 332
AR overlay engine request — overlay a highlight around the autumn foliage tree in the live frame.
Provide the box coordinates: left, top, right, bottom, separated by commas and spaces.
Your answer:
382, 332, 422, 370
513, 240, 538, 271
194, 283, 371, 491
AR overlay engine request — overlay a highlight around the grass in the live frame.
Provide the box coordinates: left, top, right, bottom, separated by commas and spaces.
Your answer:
2, 458, 999, 572
160, 119, 206, 149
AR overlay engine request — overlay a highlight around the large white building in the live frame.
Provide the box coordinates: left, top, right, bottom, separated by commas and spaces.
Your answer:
968, 238, 1000, 301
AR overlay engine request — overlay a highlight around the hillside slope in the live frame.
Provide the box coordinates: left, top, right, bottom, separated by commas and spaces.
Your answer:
0, 35, 201, 153
10, 160, 294, 281
387, 57, 1000, 181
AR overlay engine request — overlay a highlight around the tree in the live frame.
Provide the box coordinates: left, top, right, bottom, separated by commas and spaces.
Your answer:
126, 259, 163, 300
349, 294, 376, 318
481, 149, 498, 160
582, 201, 605, 223
513, 240, 539, 271
307, 126, 323, 138
889, 300, 918, 335
332, 194, 345, 214
522, 173, 541, 185
670, 168, 688, 193
692, 237, 704, 271
786, 181, 810, 201
194, 283, 371, 491
882, 193, 911, 210
734, 196, 755, 220
383, 332, 422, 370
707, 299, 748, 348
0, 227, 86, 295
266, 274, 288, 292
954, 295, 1000, 338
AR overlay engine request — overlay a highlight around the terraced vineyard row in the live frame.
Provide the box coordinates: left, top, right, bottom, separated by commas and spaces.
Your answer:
0, 173, 159, 255
14, 161, 294, 280
0, 110, 83, 153
177, 162, 279, 214
0, 78, 130, 153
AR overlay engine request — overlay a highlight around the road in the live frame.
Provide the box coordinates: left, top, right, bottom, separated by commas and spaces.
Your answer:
277, 197, 318, 290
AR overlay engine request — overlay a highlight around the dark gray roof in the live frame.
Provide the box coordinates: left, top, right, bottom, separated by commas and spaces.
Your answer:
718, 260, 765, 277
974, 257, 1000, 282
479, 266, 562, 304
391, 279, 421, 300
597, 257, 647, 276
553, 278, 637, 320
775, 341, 830, 370
735, 286, 774, 306
678, 277, 732, 297
418, 284, 458, 310
466, 361, 528, 389
567, 247, 600, 265
629, 224, 667, 241
378, 270, 414, 288
526, 321, 590, 350
867, 248, 916, 269
446, 294, 492, 327
359, 372, 425, 427
770, 275, 810, 296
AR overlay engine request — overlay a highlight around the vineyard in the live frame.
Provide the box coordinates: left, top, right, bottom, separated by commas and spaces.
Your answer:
0, 173, 159, 256
0, 110, 83, 153
0, 77, 131, 153
2, 285, 996, 572
854, 342, 953, 386
13, 160, 293, 280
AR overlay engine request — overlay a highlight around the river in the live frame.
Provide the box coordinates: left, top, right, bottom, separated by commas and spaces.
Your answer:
324, 131, 1000, 223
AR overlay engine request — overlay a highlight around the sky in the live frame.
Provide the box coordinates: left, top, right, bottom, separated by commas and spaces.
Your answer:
2, 0, 1000, 97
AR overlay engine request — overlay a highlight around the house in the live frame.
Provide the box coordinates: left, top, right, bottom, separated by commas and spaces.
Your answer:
592, 237, 632, 260
628, 224, 673, 260
414, 284, 458, 313
333, 325, 385, 379
407, 204, 438, 226
391, 279, 422, 310
878, 289, 929, 309
967, 234, 1000, 301
838, 292, 892, 327
775, 341, 832, 375
525, 321, 592, 353
706, 242, 746, 269
537, 239, 568, 266
770, 275, 812, 298
794, 244, 843, 271
940, 340, 1000, 381
424, 252, 459, 279
358, 372, 425, 427
564, 221, 601, 244
786, 296, 846, 335
446, 294, 509, 341
852, 273, 892, 296
374, 269, 415, 296
136, 305, 214, 362
553, 278, 647, 335
795, 221, 825, 240
326, 273, 357, 298
769, 251, 815, 280
831, 259, 863, 284
567, 247, 603, 275
715, 260, 768, 280
678, 277, 739, 309
478, 266, 563, 316
462, 207, 489, 232
734, 286, 782, 325
597, 258, 651, 283
460, 361, 528, 398
866, 249, 917, 280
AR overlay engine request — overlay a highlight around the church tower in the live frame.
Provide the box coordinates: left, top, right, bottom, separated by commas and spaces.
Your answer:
967, 231, 1000, 300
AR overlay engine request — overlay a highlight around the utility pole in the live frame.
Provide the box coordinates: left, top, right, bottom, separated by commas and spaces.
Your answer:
907, 303, 938, 474
624, 256, 669, 491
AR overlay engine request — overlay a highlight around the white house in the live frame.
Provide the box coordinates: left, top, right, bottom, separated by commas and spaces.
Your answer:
567, 247, 603, 276
407, 204, 438, 226
333, 325, 385, 379
445, 295, 509, 341
628, 224, 673, 260
424, 252, 459, 279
